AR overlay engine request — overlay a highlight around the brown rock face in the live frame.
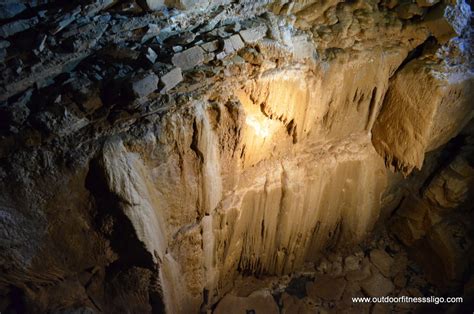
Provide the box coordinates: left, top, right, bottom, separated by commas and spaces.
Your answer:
360, 271, 395, 297
370, 249, 394, 277
307, 275, 347, 301
0, 0, 473, 313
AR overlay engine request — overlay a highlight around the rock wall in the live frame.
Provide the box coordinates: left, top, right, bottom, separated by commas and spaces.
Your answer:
0, 0, 473, 313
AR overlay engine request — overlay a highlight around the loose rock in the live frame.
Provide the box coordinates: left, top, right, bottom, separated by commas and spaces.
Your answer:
370, 249, 393, 277
127, 71, 159, 99
171, 46, 205, 70
160, 67, 182, 93
360, 271, 395, 297
307, 275, 347, 301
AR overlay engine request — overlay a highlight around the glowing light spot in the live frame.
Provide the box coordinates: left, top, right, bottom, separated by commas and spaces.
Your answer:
245, 115, 270, 138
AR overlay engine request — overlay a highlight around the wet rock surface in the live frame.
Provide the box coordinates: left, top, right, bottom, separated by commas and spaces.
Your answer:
0, 0, 473, 313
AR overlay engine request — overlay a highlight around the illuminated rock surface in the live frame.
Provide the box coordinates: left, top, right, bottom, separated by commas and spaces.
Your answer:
0, 0, 473, 313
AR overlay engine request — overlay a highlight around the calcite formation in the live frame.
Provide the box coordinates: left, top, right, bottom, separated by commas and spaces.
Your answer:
0, 0, 473, 313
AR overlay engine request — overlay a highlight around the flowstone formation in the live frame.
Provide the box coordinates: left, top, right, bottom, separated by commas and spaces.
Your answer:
0, 0, 473, 313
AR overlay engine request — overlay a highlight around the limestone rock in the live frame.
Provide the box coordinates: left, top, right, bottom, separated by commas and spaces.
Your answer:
422, 0, 471, 43
410, 219, 471, 287
239, 25, 267, 44
100, 139, 167, 262
167, 0, 224, 11
393, 273, 407, 288
0, 88, 32, 128
0, 17, 39, 38
397, 3, 424, 19
344, 255, 361, 272
307, 276, 347, 301
160, 67, 183, 93
0, 40, 10, 49
137, 0, 165, 11
346, 259, 372, 281
424, 154, 474, 209
280, 293, 317, 314
372, 58, 474, 175
292, 35, 316, 60
214, 290, 279, 314
369, 249, 393, 278
0, 2, 27, 20
127, 72, 159, 99
416, 0, 439, 7
171, 46, 205, 70
201, 40, 219, 52
360, 271, 395, 297
222, 34, 245, 55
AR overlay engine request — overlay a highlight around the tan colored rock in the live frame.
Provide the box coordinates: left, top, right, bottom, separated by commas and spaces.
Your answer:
100, 139, 167, 262
393, 273, 407, 288
290, 0, 344, 29
369, 249, 393, 277
391, 254, 408, 276
280, 293, 318, 314
214, 290, 279, 314
422, 1, 471, 42
360, 271, 394, 297
341, 281, 361, 303
372, 59, 474, 175
416, 0, 439, 7
201, 40, 219, 52
424, 154, 474, 209
346, 258, 371, 281
307, 275, 347, 301
396, 3, 423, 19
409, 220, 471, 287
344, 255, 361, 272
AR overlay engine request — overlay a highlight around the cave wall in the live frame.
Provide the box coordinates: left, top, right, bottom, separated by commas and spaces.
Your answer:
0, 0, 473, 313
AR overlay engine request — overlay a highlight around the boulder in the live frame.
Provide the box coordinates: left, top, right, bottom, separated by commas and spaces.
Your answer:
344, 255, 361, 272
369, 249, 393, 277
372, 58, 474, 175
307, 275, 347, 301
360, 271, 395, 297
346, 258, 372, 281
